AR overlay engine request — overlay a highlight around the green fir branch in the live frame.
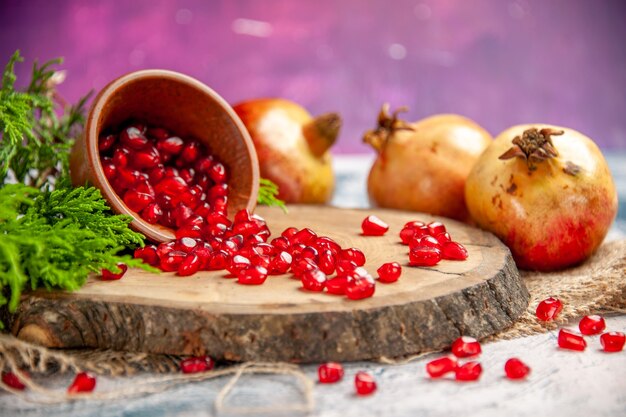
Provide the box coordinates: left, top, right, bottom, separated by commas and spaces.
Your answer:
257, 178, 287, 213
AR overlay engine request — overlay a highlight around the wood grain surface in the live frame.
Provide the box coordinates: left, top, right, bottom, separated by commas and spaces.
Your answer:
10, 205, 529, 362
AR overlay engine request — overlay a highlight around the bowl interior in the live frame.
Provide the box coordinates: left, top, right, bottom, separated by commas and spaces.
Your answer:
88, 70, 258, 242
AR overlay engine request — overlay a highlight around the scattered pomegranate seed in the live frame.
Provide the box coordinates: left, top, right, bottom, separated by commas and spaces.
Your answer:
504, 358, 530, 380
558, 328, 587, 351
345, 275, 375, 300
180, 356, 215, 374
361, 215, 389, 236
301, 269, 327, 292
238, 266, 268, 285
578, 315, 606, 335
455, 361, 482, 381
441, 241, 468, 260
408, 247, 441, 267
535, 297, 563, 321
600, 332, 625, 352
425, 356, 457, 378
101, 263, 128, 280
1, 371, 27, 390
354, 372, 377, 395
377, 262, 402, 283
451, 336, 482, 358
318, 362, 344, 383
67, 372, 97, 394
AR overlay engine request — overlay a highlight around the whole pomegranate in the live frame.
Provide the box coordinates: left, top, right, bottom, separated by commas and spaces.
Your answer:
465, 125, 618, 271
233, 98, 340, 203
364, 105, 492, 221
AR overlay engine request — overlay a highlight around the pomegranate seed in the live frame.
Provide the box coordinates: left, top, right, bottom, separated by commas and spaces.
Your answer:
354, 372, 376, 395
124, 189, 154, 213
155, 176, 189, 197
281, 227, 299, 239
301, 269, 327, 292
271, 236, 290, 251
113, 146, 130, 168
176, 224, 203, 239
291, 228, 317, 246
558, 328, 587, 351
409, 247, 441, 267
173, 203, 194, 228
208, 162, 228, 183
120, 126, 148, 149
179, 167, 195, 184
340, 248, 366, 266
147, 127, 170, 141
504, 358, 530, 380
336, 259, 358, 276
180, 356, 215, 374
192, 245, 212, 270
128, 121, 147, 133
578, 315, 606, 335
234, 209, 252, 224
409, 235, 440, 250
180, 141, 202, 164
132, 147, 161, 169
451, 336, 481, 358
67, 372, 96, 393
208, 250, 229, 270
157, 136, 184, 155
269, 251, 292, 274
441, 241, 468, 260
377, 262, 402, 283
227, 255, 252, 276
195, 156, 215, 173
102, 157, 117, 180
175, 237, 198, 253
361, 215, 389, 236
325, 276, 350, 295
98, 134, 116, 152
455, 361, 482, 381
600, 332, 625, 352
141, 202, 163, 224
314, 236, 342, 252
291, 258, 319, 277
426, 356, 457, 378
134, 245, 159, 266
427, 221, 446, 236
301, 246, 319, 262
251, 254, 271, 269
535, 297, 563, 321
435, 232, 451, 245
157, 241, 176, 258
345, 276, 375, 300
178, 254, 201, 276
2, 371, 27, 390
318, 250, 337, 275
160, 251, 187, 272
101, 263, 128, 280
399, 227, 416, 245
238, 266, 268, 285
318, 362, 344, 383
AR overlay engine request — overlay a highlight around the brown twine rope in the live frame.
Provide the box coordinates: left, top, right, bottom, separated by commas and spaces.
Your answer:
1, 240, 624, 408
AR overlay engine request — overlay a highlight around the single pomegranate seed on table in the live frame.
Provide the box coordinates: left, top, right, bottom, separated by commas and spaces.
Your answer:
180, 356, 215, 374
2, 371, 27, 390
409, 247, 441, 267
558, 328, 587, 351
441, 241, 468, 260
238, 266, 268, 285
578, 315, 606, 335
455, 362, 482, 381
101, 263, 128, 280
325, 276, 350, 295
600, 332, 625, 352
504, 358, 530, 380
535, 297, 563, 321
345, 276, 376, 300
318, 362, 344, 383
301, 269, 327, 292
67, 372, 97, 393
178, 254, 201, 276
355, 372, 377, 395
451, 336, 482, 358
377, 262, 402, 283
361, 215, 389, 236
426, 356, 457, 378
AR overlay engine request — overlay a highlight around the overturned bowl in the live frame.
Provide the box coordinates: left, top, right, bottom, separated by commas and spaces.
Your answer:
70, 69, 259, 242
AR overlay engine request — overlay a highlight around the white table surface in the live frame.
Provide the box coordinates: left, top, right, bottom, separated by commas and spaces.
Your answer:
1, 154, 624, 417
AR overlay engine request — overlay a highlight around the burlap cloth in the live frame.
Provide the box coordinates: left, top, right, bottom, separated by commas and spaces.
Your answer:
0, 240, 624, 406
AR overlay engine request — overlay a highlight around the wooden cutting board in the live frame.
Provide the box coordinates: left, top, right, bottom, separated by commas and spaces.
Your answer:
11, 205, 529, 363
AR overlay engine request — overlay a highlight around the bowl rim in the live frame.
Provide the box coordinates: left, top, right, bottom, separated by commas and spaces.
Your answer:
85, 69, 259, 242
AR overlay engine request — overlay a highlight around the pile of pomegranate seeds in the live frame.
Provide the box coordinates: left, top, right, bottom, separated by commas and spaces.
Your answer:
99, 121, 229, 232
67, 372, 97, 394
400, 220, 468, 267
426, 336, 485, 381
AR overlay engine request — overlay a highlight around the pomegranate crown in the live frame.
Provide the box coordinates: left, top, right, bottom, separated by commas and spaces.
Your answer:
499, 127, 564, 171
363, 104, 414, 152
